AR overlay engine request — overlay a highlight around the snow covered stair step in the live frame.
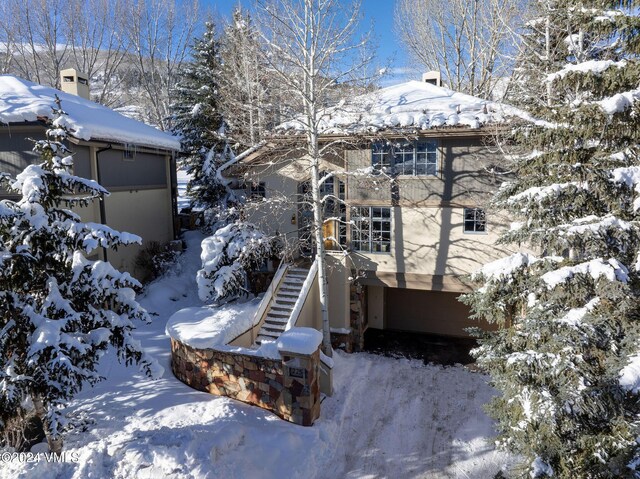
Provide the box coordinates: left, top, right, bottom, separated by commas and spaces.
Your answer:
288, 267, 310, 273
262, 323, 286, 333
274, 298, 296, 305
271, 304, 294, 312
265, 316, 288, 324
281, 288, 303, 294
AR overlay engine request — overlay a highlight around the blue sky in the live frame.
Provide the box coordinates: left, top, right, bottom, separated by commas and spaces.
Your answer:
201, 0, 418, 85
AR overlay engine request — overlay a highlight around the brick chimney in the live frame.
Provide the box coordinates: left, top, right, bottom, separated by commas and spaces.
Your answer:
60, 68, 90, 100
422, 71, 442, 87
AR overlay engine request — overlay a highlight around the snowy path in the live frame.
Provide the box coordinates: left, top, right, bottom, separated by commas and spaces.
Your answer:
2, 231, 512, 479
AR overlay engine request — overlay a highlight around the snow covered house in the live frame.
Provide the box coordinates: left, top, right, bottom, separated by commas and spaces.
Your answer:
228, 78, 520, 350
0, 71, 180, 276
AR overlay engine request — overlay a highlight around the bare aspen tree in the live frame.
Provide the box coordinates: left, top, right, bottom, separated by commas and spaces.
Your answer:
1, 0, 127, 103
0, 0, 202, 127
395, 0, 521, 99
255, 0, 373, 356
65, 0, 129, 106
122, 0, 200, 130
3, 0, 70, 88
0, 2, 15, 74
219, 8, 269, 149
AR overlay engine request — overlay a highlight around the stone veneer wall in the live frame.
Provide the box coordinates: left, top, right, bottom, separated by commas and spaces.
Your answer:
170, 338, 321, 426
329, 283, 367, 353
350, 282, 367, 352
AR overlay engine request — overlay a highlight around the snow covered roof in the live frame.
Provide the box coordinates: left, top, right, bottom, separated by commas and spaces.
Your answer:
0, 75, 180, 151
278, 80, 523, 135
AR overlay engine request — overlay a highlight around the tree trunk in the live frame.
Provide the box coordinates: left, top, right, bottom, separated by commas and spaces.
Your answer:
32, 395, 63, 454
310, 154, 333, 357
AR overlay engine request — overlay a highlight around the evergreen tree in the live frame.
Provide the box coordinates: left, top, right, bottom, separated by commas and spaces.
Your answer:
171, 21, 229, 221
0, 98, 160, 453
197, 221, 273, 304
462, 2, 640, 478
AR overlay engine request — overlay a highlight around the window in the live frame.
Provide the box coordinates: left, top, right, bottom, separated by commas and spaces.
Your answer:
393, 141, 415, 175
464, 208, 486, 233
372, 142, 391, 170
123, 144, 136, 161
352, 206, 391, 252
416, 141, 438, 175
249, 181, 266, 199
371, 140, 438, 176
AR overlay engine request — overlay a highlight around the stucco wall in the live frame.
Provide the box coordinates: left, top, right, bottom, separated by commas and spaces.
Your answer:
350, 206, 513, 281
103, 188, 173, 273
0, 125, 175, 276
243, 161, 300, 243
326, 254, 350, 330
293, 268, 321, 330
241, 137, 513, 285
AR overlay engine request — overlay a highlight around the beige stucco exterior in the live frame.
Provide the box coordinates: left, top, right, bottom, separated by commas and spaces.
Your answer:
236, 131, 514, 339
102, 188, 174, 272
351, 206, 511, 280
0, 125, 177, 278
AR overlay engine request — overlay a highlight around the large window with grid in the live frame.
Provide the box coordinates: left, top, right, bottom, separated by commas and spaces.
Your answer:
463, 208, 487, 233
351, 207, 392, 252
371, 140, 438, 176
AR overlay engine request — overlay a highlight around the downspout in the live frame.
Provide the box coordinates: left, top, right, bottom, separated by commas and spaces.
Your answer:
95, 144, 112, 262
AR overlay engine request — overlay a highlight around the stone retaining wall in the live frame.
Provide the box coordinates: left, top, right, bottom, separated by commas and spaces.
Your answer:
170, 338, 321, 426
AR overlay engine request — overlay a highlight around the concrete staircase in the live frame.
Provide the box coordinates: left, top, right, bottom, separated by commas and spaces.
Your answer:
255, 266, 310, 345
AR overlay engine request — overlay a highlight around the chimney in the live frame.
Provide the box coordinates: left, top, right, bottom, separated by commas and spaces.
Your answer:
422, 71, 442, 87
60, 68, 90, 100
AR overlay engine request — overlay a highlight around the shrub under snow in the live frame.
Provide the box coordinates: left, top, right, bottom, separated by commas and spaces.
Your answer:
197, 221, 273, 303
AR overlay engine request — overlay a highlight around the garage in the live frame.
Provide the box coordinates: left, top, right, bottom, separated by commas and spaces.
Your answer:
367, 286, 481, 337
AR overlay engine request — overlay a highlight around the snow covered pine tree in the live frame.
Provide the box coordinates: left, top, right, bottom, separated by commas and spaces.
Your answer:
461, 2, 640, 478
0, 98, 161, 453
197, 222, 273, 304
171, 21, 230, 226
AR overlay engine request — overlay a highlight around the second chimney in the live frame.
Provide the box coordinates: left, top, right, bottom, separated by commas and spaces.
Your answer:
60, 68, 90, 100
422, 71, 442, 87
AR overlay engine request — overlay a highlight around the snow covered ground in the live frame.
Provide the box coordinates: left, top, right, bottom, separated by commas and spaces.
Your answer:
176, 168, 191, 212
2, 231, 512, 479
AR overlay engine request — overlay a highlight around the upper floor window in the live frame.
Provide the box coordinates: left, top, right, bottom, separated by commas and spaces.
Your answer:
249, 181, 266, 199
352, 206, 391, 253
464, 208, 486, 233
371, 140, 438, 176
123, 143, 136, 161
